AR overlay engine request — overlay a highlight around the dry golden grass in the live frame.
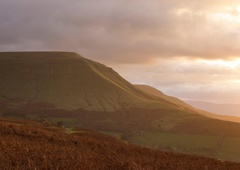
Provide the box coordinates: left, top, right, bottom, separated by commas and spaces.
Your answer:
0, 118, 239, 170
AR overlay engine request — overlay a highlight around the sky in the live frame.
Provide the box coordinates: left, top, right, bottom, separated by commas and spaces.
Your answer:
0, 0, 240, 104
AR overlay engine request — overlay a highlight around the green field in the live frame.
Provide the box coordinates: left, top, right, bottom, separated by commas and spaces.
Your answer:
128, 131, 240, 162
99, 130, 122, 138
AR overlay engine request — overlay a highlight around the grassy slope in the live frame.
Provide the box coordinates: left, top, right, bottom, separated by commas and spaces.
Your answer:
135, 85, 194, 109
0, 52, 204, 132
135, 84, 240, 123
1, 118, 240, 170
0, 52, 177, 112
130, 131, 240, 162
133, 85, 240, 162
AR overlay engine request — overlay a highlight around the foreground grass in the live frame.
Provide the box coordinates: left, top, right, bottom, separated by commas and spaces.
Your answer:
0, 118, 240, 170
130, 131, 240, 163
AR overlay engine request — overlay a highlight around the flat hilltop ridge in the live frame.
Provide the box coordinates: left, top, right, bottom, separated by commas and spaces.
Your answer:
0, 51, 82, 60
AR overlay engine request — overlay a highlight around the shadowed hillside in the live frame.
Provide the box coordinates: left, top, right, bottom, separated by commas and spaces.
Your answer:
0, 118, 240, 170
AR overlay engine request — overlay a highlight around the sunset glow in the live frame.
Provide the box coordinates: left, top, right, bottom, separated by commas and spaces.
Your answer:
210, 5, 240, 22
237, 5, 240, 12
200, 59, 240, 69
0, 0, 240, 106
2, 1, 240, 167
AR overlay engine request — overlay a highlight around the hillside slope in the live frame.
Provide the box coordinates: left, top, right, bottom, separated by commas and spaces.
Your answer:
0, 52, 204, 131
0, 52, 176, 112
1, 118, 240, 170
1, 52, 240, 162
135, 85, 194, 109
1, 52, 240, 134
136, 84, 240, 123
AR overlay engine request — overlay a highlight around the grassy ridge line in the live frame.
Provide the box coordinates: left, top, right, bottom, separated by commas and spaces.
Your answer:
86, 60, 157, 100
85, 58, 181, 109
135, 85, 240, 123
135, 85, 194, 108
0, 118, 240, 170
0, 51, 81, 60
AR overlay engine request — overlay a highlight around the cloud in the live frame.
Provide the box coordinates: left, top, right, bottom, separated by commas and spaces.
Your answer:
113, 57, 240, 103
1, 0, 240, 103
1, 0, 240, 63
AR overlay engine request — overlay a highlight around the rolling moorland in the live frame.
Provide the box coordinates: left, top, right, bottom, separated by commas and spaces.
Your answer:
1, 52, 240, 163
1, 118, 240, 170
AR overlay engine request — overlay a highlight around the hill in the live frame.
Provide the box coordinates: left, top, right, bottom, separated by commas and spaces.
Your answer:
135, 85, 194, 109
1, 118, 240, 170
0, 52, 203, 131
135, 84, 240, 123
0, 52, 175, 112
1, 52, 240, 162
185, 100, 240, 117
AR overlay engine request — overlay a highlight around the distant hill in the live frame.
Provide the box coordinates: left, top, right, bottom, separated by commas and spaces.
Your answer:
135, 85, 194, 109
136, 84, 240, 123
1, 118, 239, 170
185, 100, 240, 117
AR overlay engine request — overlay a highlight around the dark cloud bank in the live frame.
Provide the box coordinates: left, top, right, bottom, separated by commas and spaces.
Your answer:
1, 0, 240, 63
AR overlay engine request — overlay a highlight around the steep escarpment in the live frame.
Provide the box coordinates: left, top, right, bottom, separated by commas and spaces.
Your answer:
0, 52, 176, 112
